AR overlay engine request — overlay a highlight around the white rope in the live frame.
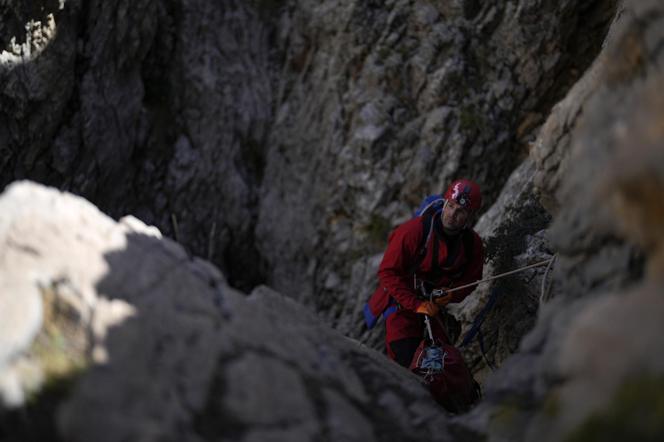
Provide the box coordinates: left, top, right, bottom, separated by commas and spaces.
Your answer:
444, 256, 557, 294
539, 253, 557, 304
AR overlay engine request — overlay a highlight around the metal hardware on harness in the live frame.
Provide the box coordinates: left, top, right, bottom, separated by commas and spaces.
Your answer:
415, 315, 447, 381
430, 288, 447, 298
416, 289, 448, 381
417, 343, 447, 381
415, 277, 448, 299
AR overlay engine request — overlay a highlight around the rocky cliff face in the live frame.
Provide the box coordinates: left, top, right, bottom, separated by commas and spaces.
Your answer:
0, 0, 615, 299
1, 0, 663, 440
454, 1, 664, 440
1, 0, 274, 291
257, 0, 616, 328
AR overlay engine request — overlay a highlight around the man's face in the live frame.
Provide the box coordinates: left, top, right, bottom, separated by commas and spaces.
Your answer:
442, 199, 470, 231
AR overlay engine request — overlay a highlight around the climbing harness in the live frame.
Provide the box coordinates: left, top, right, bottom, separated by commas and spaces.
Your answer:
413, 329, 447, 382
411, 305, 445, 378
411, 284, 448, 381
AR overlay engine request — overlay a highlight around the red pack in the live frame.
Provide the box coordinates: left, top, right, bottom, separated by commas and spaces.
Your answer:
410, 338, 480, 413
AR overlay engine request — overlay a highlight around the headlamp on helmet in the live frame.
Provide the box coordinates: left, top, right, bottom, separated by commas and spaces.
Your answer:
443, 179, 482, 212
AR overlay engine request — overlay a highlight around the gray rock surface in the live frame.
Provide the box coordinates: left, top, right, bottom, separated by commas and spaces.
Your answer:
0, 0, 616, 307
452, 1, 664, 440
0, 0, 273, 291
1, 0, 663, 440
449, 157, 552, 379
0, 181, 452, 441
257, 0, 617, 333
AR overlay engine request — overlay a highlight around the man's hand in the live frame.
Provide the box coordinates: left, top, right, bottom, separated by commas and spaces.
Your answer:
415, 301, 440, 317
434, 292, 453, 307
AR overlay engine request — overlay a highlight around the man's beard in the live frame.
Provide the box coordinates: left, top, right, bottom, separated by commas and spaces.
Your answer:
441, 213, 464, 235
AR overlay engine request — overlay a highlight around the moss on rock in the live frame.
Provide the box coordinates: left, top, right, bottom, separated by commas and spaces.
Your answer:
566, 375, 664, 442
31, 282, 90, 385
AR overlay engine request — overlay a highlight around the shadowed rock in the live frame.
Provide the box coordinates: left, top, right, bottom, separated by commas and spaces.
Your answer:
0, 181, 452, 441
453, 1, 664, 440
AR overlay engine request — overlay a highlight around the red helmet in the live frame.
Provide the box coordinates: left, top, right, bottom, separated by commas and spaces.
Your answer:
444, 179, 482, 212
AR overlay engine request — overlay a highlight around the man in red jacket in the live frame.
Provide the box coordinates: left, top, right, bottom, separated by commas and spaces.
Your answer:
377, 179, 484, 367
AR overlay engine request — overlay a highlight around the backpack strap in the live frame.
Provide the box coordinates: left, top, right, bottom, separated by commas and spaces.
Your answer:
411, 211, 436, 275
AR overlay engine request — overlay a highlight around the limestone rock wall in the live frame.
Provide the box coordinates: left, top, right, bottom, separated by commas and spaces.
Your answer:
0, 0, 616, 310
2, 0, 663, 439
449, 157, 553, 379
258, 0, 617, 329
452, 1, 664, 440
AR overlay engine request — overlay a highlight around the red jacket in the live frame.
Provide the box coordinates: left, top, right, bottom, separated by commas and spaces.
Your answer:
377, 216, 484, 312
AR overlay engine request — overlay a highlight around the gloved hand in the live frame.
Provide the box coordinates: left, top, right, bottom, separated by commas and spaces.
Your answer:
434, 293, 453, 307
415, 301, 439, 317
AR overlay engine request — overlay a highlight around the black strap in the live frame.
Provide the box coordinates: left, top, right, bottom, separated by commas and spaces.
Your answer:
419, 212, 435, 255
431, 224, 441, 277
410, 212, 435, 275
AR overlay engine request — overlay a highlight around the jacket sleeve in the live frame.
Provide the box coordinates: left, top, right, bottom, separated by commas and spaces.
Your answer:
377, 220, 424, 312
449, 232, 484, 303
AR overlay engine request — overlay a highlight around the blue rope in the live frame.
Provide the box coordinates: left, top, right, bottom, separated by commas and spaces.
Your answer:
460, 287, 501, 370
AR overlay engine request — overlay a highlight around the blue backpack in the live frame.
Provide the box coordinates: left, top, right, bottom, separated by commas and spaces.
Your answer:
414, 194, 446, 218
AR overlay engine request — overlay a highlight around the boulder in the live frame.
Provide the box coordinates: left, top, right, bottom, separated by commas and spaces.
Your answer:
0, 181, 452, 441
